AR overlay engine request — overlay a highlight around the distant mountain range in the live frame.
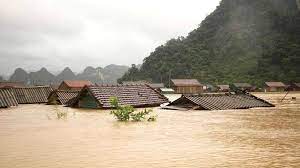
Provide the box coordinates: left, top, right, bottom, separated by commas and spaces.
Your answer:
8, 65, 129, 85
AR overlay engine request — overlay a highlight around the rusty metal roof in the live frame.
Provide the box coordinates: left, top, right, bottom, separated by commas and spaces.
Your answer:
70, 84, 169, 108
265, 82, 286, 87
171, 79, 202, 87
48, 90, 79, 105
0, 88, 18, 108
62, 80, 93, 88
167, 93, 274, 110
10, 86, 53, 104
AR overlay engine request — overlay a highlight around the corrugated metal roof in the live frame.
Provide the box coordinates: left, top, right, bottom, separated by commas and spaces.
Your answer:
10, 86, 53, 104
48, 90, 79, 105
171, 79, 202, 87
62, 80, 93, 88
168, 93, 274, 110
0, 88, 18, 108
70, 84, 169, 108
265, 82, 286, 87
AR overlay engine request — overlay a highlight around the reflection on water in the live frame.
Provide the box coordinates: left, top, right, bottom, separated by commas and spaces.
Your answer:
0, 93, 299, 168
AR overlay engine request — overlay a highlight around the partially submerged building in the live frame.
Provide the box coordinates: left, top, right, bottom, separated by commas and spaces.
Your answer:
69, 84, 169, 109
0, 82, 25, 88
58, 80, 93, 90
232, 83, 253, 92
264, 82, 286, 92
10, 86, 53, 104
0, 88, 18, 108
48, 90, 80, 105
216, 85, 230, 92
166, 93, 274, 110
171, 79, 203, 94
289, 83, 300, 91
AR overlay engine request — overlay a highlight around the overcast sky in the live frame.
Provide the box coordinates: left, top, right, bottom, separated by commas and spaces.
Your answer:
0, 0, 220, 76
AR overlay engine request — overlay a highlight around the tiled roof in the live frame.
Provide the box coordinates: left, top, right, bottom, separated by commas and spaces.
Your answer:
233, 83, 252, 88
10, 86, 53, 104
265, 82, 286, 87
171, 79, 202, 87
70, 84, 169, 108
0, 82, 25, 88
63, 80, 93, 88
168, 93, 274, 110
48, 90, 79, 105
0, 88, 18, 108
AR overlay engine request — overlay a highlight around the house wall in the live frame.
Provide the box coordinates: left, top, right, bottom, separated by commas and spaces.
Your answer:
78, 92, 99, 109
173, 86, 203, 94
265, 87, 285, 92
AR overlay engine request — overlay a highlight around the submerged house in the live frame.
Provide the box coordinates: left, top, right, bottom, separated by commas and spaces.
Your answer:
264, 82, 286, 92
10, 86, 53, 104
69, 84, 169, 109
232, 83, 253, 92
0, 88, 18, 108
48, 90, 80, 105
0, 82, 25, 88
166, 93, 274, 111
58, 80, 93, 90
171, 79, 203, 94
289, 83, 300, 91
216, 85, 230, 92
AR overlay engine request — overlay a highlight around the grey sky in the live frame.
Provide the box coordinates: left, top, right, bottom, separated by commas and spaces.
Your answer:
0, 0, 220, 75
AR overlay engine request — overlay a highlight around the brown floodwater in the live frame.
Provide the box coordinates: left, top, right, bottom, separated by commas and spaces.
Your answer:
0, 93, 299, 168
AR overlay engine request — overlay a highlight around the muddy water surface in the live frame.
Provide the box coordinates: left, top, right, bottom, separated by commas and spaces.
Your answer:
0, 93, 299, 167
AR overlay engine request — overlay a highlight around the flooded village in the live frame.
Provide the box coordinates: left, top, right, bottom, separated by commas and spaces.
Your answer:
0, 79, 299, 167
1, 0, 300, 167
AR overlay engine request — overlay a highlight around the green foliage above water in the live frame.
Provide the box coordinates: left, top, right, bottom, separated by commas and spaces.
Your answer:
109, 97, 155, 122
119, 0, 300, 87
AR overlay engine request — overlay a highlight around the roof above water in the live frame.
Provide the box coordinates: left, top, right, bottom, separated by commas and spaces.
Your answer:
0, 88, 18, 108
63, 80, 93, 88
167, 93, 274, 110
70, 84, 169, 108
265, 82, 286, 87
171, 79, 202, 87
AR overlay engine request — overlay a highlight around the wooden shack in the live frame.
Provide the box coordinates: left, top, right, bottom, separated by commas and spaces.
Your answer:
264, 82, 286, 92
0, 88, 18, 108
232, 83, 253, 92
58, 80, 93, 90
48, 90, 79, 105
171, 79, 203, 94
69, 84, 169, 109
10, 86, 53, 104
165, 93, 274, 111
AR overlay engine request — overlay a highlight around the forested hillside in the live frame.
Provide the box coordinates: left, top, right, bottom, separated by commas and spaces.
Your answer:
119, 0, 300, 86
